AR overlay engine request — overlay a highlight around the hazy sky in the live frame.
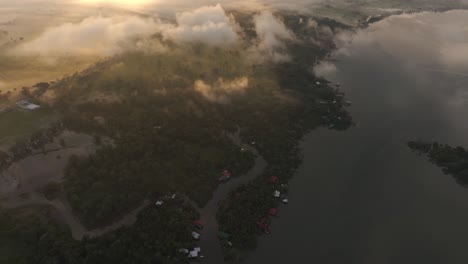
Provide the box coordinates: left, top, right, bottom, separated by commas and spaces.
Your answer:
0, 0, 322, 10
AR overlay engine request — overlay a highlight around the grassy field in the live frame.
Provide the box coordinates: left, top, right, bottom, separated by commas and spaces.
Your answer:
0, 107, 60, 147
0, 2, 132, 94
0, 55, 101, 93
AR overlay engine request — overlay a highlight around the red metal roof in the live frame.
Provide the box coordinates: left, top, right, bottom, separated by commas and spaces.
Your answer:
269, 208, 278, 216
193, 220, 203, 228
257, 221, 271, 234
268, 176, 279, 183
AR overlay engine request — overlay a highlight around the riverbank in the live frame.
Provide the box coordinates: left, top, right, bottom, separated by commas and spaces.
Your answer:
408, 141, 468, 187
197, 132, 267, 264
1, 5, 467, 264
215, 7, 468, 262
244, 9, 468, 264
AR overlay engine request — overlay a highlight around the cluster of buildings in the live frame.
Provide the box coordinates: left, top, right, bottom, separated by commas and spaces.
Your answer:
179, 220, 205, 259
257, 176, 289, 234
179, 247, 203, 259
155, 195, 206, 260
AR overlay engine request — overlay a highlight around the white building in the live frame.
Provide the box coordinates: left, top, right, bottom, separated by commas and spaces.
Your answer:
16, 100, 40, 110
273, 190, 281, 198
192, 231, 201, 240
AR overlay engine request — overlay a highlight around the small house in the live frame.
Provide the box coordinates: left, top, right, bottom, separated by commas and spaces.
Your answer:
269, 208, 278, 216
219, 170, 232, 182
273, 190, 281, 198
268, 176, 279, 184
192, 231, 201, 240
219, 175, 230, 182
16, 100, 40, 110
257, 219, 271, 234
179, 248, 189, 254
193, 220, 204, 230
189, 251, 198, 258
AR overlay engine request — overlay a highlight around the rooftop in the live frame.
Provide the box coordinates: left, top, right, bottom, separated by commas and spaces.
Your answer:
16, 100, 40, 110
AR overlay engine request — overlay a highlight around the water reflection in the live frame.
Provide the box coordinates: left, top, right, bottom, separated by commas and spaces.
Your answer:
247, 10, 468, 264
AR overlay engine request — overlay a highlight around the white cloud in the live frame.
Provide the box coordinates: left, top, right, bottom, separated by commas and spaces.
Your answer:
194, 77, 249, 103
251, 11, 297, 63
14, 16, 160, 57
333, 10, 468, 70
162, 4, 240, 46
255, 11, 295, 50
313, 61, 337, 78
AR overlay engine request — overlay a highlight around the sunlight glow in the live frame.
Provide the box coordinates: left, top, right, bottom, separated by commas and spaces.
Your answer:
78, 0, 159, 7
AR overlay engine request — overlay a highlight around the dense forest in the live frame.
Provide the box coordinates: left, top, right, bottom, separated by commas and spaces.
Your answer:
63, 99, 256, 227
408, 141, 468, 187
0, 198, 198, 264
52, 48, 260, 228
0, 11, 353, 263
215, 17, 353, 260
50, 14, 352, 229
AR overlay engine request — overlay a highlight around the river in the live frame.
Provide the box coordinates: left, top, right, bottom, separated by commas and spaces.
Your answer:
199, 132, 267, 264
245, 10, 468, 264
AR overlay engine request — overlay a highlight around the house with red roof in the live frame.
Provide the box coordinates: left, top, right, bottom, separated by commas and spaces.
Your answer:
193, 220, 204, 230
219, 170, 232, 182
268, 176, 279, 183
268, 208, 278, 216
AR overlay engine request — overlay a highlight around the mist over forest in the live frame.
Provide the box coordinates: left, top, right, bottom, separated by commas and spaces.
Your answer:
0, 1, 467, 264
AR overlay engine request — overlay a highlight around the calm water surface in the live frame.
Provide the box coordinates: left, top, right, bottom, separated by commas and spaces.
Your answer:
247, 10, 468, 264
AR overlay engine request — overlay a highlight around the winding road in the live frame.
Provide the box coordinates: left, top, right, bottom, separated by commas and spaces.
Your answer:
0, 192, 149, 240
0, 130, 267, 260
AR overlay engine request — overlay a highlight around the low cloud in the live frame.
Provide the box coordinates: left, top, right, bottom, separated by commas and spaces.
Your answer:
250, 11, 297, 63
194, 77, 249, 103
143, 0, 323, 14
313, 61, 337, 78
333, 10, 468, 69
13, 4, 241, 58
162, 4, 240, 46
306, 18, 336, 47
13, 16, 161, 57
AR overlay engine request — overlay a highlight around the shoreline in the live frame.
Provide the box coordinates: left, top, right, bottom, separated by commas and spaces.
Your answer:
214, 6, 468, 263
197, 132, 267, 264
0, 5, 467, 263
